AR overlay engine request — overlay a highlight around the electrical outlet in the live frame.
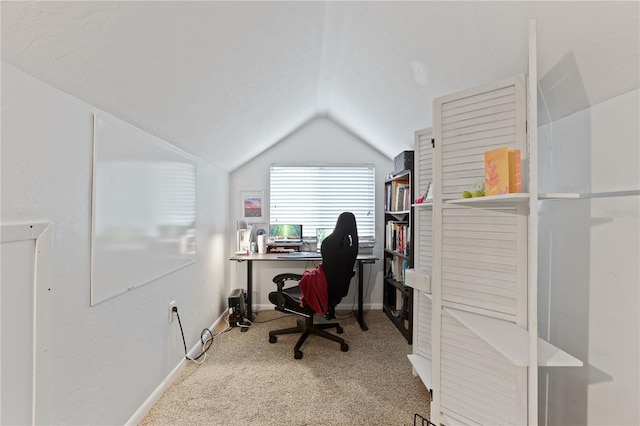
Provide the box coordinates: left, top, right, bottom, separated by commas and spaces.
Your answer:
168, 300, 176, 323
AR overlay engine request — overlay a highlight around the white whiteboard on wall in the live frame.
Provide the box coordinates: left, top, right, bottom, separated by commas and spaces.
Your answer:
91, 114, 197, 305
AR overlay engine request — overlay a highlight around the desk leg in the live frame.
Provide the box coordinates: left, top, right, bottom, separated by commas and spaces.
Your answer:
238, 260, 254, 332
357, 260, 368, 331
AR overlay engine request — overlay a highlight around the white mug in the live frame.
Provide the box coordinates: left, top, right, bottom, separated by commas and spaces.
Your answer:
258, 235, 267, 254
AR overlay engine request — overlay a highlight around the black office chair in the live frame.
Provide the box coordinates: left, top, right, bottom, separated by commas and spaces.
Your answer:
268, 212, 359, 359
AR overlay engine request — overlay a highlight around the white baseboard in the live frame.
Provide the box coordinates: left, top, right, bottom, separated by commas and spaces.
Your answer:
126, 311, 229, 426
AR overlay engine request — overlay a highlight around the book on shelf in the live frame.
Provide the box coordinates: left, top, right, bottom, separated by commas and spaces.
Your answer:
385, 258, 392, 277
485, 147, 521, 195
396, 288, 403, 310
385, 253, 408, 283
395, 183, 410, 211
484, 147, 509, 196
508, 149, 522, 193
384, 183, 390, 211
386, 179, 410, 211
385, 221, 409, 253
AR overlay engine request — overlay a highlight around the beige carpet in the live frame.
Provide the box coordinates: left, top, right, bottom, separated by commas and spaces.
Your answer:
141, 309, 431, 426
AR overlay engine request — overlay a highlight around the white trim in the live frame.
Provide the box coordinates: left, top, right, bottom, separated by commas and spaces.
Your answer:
527, 19, 540, 425
125, 311, 233, 425
1, 221, 53, 425
125, 356, 188, 426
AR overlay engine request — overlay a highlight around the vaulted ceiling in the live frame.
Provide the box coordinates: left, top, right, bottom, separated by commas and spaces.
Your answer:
2, 1, 638, 172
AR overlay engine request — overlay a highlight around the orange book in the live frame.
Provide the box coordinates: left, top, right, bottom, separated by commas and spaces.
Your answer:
484, 147, 510, 196
508, 149, 522, 193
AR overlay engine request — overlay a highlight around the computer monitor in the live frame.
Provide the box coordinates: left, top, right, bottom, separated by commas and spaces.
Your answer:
315, 227, 333, 252
268, 224, 303, 243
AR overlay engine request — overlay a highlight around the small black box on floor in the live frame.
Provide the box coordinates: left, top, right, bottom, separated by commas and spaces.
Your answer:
394, 150, 414, 172
228, 289, 247, 325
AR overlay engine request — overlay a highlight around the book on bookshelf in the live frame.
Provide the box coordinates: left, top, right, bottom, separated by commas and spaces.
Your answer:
396, 288, 404, 310
385, 221, 409, 252
389, 256, 406, 282
395, 183, 410, 211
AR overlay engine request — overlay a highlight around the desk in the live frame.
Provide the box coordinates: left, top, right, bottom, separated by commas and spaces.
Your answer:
230, 253, 378, 331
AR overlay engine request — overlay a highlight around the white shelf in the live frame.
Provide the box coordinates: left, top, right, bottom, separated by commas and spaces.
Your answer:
444, 192, 581, 207
385, 209, 410, 217
407, 354, 432, 390
412, 200, 433, 208
405, 268, 431, 293
539, 192, 581, 200
577, 189, 640, 199
537, 338, 583, 367
444, 307, 583, 367
445, 193, 529, 206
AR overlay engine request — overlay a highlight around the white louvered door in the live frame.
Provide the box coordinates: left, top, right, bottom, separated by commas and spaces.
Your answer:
432, 74, 529, 426
408, 128, 435, 392
414, 129, 434, 279
410, 21, 582, 426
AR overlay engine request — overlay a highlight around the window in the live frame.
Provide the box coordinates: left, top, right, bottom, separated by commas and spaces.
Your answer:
270, 164, 375, 240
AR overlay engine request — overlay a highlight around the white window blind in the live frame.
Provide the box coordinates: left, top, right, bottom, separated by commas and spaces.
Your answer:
270, 164, 375, 239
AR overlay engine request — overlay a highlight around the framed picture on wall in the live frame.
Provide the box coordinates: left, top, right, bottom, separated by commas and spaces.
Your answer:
241, 191, 265, 223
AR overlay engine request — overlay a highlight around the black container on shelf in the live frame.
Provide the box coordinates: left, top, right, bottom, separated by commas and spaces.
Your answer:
393, 150, 414, 173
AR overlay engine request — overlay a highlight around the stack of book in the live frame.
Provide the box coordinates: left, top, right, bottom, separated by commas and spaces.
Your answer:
385, 180, 411, 211
385, 221, 409, 253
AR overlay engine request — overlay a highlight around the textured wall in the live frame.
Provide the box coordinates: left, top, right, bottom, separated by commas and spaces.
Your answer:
537, 89, 640, 425
1, 62, 230, 425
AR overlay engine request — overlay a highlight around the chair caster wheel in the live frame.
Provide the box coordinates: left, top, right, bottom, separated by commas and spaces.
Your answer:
336, 326, 344, 334
341, 343, 349, 352
269, 335, 277, 343
294, 350, 303, 359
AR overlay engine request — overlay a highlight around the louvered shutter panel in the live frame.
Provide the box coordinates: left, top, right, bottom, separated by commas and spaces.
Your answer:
434, 75, 529, 424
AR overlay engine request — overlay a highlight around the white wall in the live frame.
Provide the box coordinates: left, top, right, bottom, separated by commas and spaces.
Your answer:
229, 117, 393, 311
1, 62, 230, 425
537, 89, 640, 425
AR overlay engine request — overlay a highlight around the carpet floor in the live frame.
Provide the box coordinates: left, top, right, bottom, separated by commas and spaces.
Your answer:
141, 309, 431, 426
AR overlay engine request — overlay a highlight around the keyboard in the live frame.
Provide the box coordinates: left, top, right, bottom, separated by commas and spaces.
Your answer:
277, 252, 322, 259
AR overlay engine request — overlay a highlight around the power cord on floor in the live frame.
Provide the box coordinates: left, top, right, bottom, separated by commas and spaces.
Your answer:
253, 313, 293, 323
174, 307, 232, 364
236, 317, 253, 329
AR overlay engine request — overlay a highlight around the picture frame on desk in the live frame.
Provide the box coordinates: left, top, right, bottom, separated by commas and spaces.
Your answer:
241, 191, 265, 223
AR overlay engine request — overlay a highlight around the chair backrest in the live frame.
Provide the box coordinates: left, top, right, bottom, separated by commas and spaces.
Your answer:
321, 212, 359, 309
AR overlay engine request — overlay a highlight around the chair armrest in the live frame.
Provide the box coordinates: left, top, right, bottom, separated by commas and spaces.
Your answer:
272, 273, 303, 308
273, 273, 303, 284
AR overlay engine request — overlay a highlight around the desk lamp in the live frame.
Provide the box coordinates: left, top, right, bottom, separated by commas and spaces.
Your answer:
236, 220, 253, 253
